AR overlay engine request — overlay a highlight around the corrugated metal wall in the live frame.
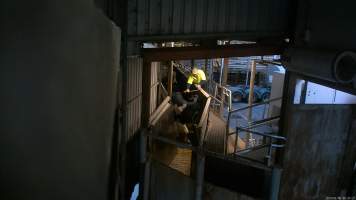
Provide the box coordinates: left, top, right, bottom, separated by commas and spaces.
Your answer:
126, 57, 143, 141
150, 62, 160, 114
125, 59, 160, 140
128, 0, 290, 40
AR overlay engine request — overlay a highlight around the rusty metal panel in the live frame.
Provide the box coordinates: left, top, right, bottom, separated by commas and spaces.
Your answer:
128, 0, 291, 40
205, 183, 258, 200
126, 57, 143, 141
150, 161, 195, 200
279, 104, 354, 200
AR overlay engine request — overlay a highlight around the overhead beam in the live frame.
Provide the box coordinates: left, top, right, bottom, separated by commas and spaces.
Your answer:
128, 31, 288, 42
143, 44, 285, 62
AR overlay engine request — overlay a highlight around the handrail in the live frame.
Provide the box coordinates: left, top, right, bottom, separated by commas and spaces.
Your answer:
149, 96, 171, 126
230, 97, 282, 113
145, 131, 272, 171
235, 143, 270, 154
227, 116, 280, 136
198, 97, 211, 128
242, 116, 280, 130
159, 82, 168, 97
209, 95, 223, 104
173, 61, 232, 112
236, 127, 286, 142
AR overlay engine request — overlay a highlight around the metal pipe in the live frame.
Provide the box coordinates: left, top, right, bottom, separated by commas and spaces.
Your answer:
143, 156, 151, 200
269, 168, 282, 200
334, 51, 356, 85
283, 48, 356, 86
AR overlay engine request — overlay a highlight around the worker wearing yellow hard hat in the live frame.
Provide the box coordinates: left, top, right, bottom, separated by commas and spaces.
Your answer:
184, 67, 206, 93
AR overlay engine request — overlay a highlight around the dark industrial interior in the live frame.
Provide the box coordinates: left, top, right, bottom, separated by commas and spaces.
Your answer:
1, 0, 356, 200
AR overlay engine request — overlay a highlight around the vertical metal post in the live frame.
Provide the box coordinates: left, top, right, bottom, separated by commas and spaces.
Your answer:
195, 153, 205, 200
142, 61, 152, 127
275, 70, 291, 166
139, 129, 151, 200
213, 84, 218, 112
208, 59, 214, 93
220, 58, 229, 116
168, 61, 174, 97
247, 61, 256, 147
227, 90, 232, 112
245, 59, 250, 87
204, 59, 208, 74
224, 88, 233, 155
222, 58, 229, 87
266, 139, 273, 167
143, 156, 151, 200
234, 129, 239, 154
224, 112, 231, 155
269, 167, 282, 200
262, 102, 267, 120
219, 58, 224, 85
141, 61, 152, 200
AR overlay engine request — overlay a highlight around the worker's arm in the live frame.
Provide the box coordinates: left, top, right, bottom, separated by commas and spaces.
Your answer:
195, 80, 206, 90
185, 75, 194, 92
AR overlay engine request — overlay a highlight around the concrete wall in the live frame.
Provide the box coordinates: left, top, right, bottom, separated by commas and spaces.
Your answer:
0, 1, 120, 199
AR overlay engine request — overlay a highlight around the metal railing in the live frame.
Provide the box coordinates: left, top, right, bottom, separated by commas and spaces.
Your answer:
224, 97, 286, 167
173, 61, 233, 119
153, 62, 284, 167
209, 81, 232, 116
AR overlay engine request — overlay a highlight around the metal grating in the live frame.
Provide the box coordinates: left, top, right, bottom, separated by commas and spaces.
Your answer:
128, 0, 291, 41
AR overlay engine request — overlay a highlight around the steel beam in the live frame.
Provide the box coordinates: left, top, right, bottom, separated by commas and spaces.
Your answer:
143, 44, 285, 62
128, 31, 287, 42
